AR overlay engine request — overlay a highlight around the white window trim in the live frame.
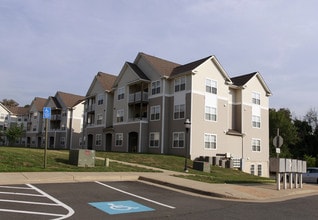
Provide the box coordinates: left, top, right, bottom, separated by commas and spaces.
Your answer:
96, 134, 102, 146
173, 104, 185, 120
204, 133, 217, 150
149, 132, 160, 148
115, 133, 123, 146
150, 105, 160, 121
205, 78, 217, 94
172, 132, 185, 148
151, 80, 161, 95
174, 76, 186, 92
252, 138, 261, 152
205, 106, 217, 122
252, 92, 261, 105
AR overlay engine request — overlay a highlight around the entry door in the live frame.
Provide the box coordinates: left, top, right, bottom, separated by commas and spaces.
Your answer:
128, 132, 138, 153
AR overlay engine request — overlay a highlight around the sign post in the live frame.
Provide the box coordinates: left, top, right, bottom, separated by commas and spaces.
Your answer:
43, 107, 51, 169
273, 128, 283, 158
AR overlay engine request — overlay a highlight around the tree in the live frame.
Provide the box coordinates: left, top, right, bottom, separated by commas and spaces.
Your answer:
304, 108, 318, 132
1, 99, 19, 107
269, 108, 299, 158
5, 124, 24, 145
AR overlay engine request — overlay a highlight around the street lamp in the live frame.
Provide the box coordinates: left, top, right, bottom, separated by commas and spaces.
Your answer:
184, 118, 191, 172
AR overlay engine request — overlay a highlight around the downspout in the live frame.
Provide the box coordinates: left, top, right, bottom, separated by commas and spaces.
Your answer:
161, 78, 165, 154
68, 107, 74, 150
104, 93, 108, 151
189, 78, 193, 160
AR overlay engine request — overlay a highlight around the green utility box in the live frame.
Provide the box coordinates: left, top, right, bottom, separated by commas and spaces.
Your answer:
69, 149, 95, 167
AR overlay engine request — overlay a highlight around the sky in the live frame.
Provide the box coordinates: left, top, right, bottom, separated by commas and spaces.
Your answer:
1, 0, 317, 118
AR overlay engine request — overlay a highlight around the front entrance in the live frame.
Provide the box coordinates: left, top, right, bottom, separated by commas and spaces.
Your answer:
128, 132, 138, 153
105, 133, 112, 152
87, 134, 93, 150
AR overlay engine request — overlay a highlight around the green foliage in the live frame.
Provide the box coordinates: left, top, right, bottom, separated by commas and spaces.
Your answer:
304, 154, 316, 167
5, 124, 24, 145
269, 108, 298, 158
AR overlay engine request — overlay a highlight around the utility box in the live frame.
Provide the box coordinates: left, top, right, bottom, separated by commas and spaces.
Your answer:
69, 149, 95, 167
193, 161, 211, 173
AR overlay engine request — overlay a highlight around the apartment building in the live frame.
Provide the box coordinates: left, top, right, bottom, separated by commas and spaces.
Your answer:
84, 72, 117, 151
84, 52, 271, 177
41, 91, 84, 149
26, 97, 47, 147
0, 102, 29, 146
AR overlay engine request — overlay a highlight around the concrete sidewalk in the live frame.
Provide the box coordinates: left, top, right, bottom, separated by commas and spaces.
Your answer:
1, 170, 318, 202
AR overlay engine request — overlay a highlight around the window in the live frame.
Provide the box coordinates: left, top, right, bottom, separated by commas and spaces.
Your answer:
174, 77, 186, 92
172, 132, 184, 148
174, 104, 185, 119
60, 137, 65, 146
206, 79, 217, 94
97, 94, 104, 105
257, 164, 262, 176
118, 87, 125, 100
204, 134, 216, 149
97, 114, 103, 125
116, 109, 124, 123
252, 139, 261, 152
149, 132, 160, 148
151, 81, 160, 95
252, 115, 261, 128
250, 164, 255, 175
115, 133, 123, 146
252, 92, 260, 105
205, 106, 217, 121
96, 134, 102, 146
150, 106, 160, 121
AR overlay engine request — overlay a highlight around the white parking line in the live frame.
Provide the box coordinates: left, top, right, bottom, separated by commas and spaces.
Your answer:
0, 184, 74, 220
95, 181, 176, 209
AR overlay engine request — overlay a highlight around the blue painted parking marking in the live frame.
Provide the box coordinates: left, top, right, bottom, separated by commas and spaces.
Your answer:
89, 200, 154, 215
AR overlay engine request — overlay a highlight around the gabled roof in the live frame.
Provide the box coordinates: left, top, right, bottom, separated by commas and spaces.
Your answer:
170, 56, 210, 77
31, 97, 47, 111
231, 72, 272, 96
136, 52, 180, 77
231, 72, 257, 86
55, 91, 85, 108
96, 72, 117, 92
126, 62, 150, 81
7, 106, 29, 116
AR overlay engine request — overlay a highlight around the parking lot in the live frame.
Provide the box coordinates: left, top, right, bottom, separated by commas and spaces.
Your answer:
0, 181, 207, 219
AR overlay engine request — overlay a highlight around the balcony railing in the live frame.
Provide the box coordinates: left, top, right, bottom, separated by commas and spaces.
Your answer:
129, 92, 148, 103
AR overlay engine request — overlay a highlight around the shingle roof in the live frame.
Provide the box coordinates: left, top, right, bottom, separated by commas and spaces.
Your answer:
56, 91, 85, 108
96, 72, 117, 91
32, 97, 47, 111
7, 106, 29, 115
127, 62, 150, 81
170, 56, 211, 77
138, 52, 180, 77
231, 72, 257, 86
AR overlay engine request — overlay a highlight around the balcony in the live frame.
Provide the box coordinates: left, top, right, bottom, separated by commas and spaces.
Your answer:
129, 92, 148, 104
85, 104, 95, 112
51, 114, 61, 121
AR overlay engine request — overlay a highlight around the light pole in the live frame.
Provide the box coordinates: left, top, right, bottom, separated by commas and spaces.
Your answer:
184, 118, 191, 172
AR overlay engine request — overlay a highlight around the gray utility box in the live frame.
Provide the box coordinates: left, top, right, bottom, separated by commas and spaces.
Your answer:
193, 161, 211, 173
69, 149, 95, 167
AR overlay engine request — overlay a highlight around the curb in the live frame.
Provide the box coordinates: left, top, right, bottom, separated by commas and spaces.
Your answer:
138, 176, 239, 199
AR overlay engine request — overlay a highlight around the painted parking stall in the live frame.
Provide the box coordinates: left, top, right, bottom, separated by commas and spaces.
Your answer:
0, 184, 74, 219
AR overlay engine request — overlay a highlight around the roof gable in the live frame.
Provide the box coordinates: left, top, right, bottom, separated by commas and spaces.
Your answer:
56, 91, 85, 108
135, 52, 180, 77
113, 62, 150, 87
30, 97, 47, 112
86, 72, 117, 96
231, 72, 272, 96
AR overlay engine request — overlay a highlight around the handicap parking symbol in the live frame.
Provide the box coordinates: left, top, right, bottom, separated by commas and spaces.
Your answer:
89, 200, 154, 215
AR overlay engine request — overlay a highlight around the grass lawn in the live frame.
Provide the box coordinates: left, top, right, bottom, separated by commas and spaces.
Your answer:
0, 147, 155, 172
0, 146, 274, 184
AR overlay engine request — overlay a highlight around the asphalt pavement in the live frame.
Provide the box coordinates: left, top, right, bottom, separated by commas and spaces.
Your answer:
1, 159, 318, 202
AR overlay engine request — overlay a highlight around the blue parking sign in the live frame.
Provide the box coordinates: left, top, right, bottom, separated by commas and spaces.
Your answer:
43, 107, 51, 119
